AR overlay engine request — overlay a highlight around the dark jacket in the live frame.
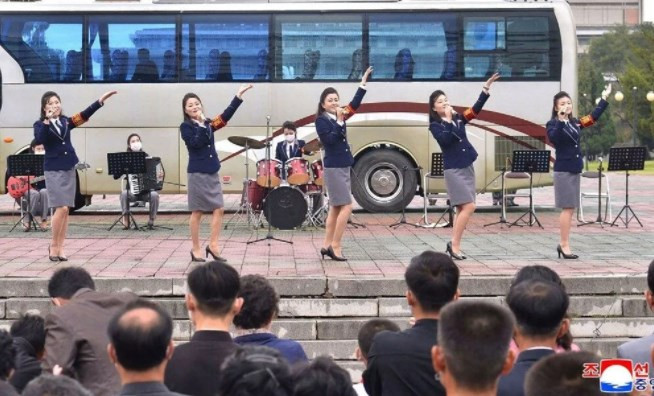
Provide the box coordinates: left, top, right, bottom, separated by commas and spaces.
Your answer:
497, 348, 555, 396
316, 87, 366, 168
0, 380, 19, 396
164, 330, 238, 396
33, 101, 103, 171
119, 381, 187, 396
234, 332, 308, 365
363, 319, 445, 396
430, 91, 489, 170
547, 99, 608, 173
180, 96, 242, 174
9, 337, 41, 393
43, 288, 138, 396
276, 140, 306, 164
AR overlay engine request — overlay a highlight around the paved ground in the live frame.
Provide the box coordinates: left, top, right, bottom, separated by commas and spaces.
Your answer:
0, 174, 651, 279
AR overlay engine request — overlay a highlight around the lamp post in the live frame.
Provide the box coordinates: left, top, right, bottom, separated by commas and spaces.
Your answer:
614, 88, 654, 146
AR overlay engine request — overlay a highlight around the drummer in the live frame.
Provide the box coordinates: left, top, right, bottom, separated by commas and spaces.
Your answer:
275, 121, 308, 179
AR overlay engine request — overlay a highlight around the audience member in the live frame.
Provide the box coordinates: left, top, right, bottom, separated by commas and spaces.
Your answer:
234, 275, 308, 365
45, 267, 137, 396
432, 300, 515, 396
9, 314, 45, 392
293, 356, 356, 396
524, 351, 603, 396
617, 259, 654, 367
363, 250, 460, 396
132, 48, 159, 82
218, 345, 294, 396
0, 330, 18, 396
497, 280, 570, 396
164, 261, 243, 396
22, 374, 92, 396
108, 299, 183, 396
353, 319, 400, 396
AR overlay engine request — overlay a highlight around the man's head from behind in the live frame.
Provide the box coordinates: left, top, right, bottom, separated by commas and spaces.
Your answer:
48, 267, 95, 306
405, 251, 460, 315
186, 261, 242, 321
107, 299, 173, 376
293, 356, 357, 396
233, 275, 279, 330
432, 300, 515, 394
0, 330, 15, 381
10, 314, 46, 359
525, 352, 602, 396
506, 280, 569, 345
218, 346, 293, 396
22, 374, 92, 396
356, 319, 400, 364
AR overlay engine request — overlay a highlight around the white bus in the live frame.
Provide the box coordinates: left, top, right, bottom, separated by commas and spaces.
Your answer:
0, 0, 576, 212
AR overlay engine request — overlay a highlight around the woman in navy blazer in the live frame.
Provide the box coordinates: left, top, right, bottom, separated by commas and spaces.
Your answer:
429, 73, 500, 260
181, 84, 252, 262
316, 66, 372, 261
547, 85, 610, 259
34, 90, 116, 261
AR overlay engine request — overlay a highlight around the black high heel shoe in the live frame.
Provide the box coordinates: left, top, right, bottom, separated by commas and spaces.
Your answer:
325, 246, 347, 262
205, 246, 227, 262
190, 250, 206, 262
446, 242, 466, 260
557, 245, 579, 259
48, 245, 59, 262
320, 247, 329, 260
58, 255, 68, 262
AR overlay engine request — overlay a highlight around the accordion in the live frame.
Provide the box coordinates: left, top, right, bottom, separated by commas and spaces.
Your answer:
128, 157, 165, 195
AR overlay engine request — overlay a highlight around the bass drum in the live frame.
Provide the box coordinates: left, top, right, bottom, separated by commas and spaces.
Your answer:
263, 186, 308, 230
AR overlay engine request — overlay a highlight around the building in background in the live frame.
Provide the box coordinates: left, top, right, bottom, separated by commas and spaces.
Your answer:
569, 0, 644, 52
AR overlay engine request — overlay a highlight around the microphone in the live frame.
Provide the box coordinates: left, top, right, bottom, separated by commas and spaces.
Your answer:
266, 115, 271, 122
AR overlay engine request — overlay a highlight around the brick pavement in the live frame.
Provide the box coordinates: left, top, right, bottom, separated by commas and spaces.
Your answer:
0, 174, 651, 279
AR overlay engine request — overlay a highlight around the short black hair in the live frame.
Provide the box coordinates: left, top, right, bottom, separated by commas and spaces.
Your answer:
187, 261, 240, 317
48, 267, 95, 299
22, 374, 92, 396
647, 259, 654, 292
282, 121, 297, 132
293, 356, 357, 396
234, 275, 279, 330
107, 298, 173, 372
0, 330, 15, 380
405, 251, 459, 312
438, 300, 515, 392
525, 352, 602, 396
506, 280, 569, 338
512, 265, 565, 290
218, 346, 293, 396
10, 314, 46, 355
357, 319, 400, 359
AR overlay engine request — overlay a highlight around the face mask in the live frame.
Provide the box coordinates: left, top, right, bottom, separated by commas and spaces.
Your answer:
285, 135, 295, 143
130, 142, 142, 151
34, 150, 45, 155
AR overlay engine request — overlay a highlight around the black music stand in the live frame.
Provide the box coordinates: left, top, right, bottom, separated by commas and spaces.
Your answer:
484, 158, 510, 228
8, 154, 43, 232
609, 146, 646, 228
107, 152, 146, 231
508, 150, 550, 228
390, 166, 421, 229
578, 157, 611, 227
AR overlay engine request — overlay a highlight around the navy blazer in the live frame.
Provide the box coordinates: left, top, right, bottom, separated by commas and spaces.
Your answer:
180, 96, 242, 174
429, 91, 489, 170
33, 100, 103, 171
316, 86, 366, 168
234, 332, 309, 365
497, 348, 555, 396
276, 139, 306, 164
547, 99, 608, 173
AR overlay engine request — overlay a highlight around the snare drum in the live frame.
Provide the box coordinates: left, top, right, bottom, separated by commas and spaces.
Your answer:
300, 183, 322, 195
243, 179, 268, 211
286, 157, 310, 185
311, 160, 324, 186
256, 159, 282, 188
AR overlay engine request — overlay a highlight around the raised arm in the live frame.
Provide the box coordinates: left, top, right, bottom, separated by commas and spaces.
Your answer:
461, 73, 498, 125
69, 90, 117, 129
342, 66, 372, 121
579, 98, 609, 130
209, 84, 251, 131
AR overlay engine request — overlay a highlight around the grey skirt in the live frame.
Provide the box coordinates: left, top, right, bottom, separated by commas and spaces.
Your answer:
444, 165, 476, 206
187, 172, 224, 212
324, 167, 352, 206
554, 171, 581, 209
45, 168, 76, 208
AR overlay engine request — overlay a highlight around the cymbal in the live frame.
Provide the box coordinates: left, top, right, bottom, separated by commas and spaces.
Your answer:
303, 139, 323, 153
228, 136, 266, 150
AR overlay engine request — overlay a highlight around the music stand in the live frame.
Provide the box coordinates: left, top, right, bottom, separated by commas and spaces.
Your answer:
8, 154, 44, 232
107, 152, 146, 231
578, 157, 611, 227
508, 150, 550, 228
609, 146, 646, 228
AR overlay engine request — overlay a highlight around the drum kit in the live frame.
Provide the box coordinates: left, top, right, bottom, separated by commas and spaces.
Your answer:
225, 136, 328, 230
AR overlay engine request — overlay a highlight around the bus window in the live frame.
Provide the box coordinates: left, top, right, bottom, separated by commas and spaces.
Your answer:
87, 15, 175, 82
368, 13, 457, 81
506, 17, 553, 78
181, 15, 269, 82
275, 14, 362, 80
0, 15, 83, 83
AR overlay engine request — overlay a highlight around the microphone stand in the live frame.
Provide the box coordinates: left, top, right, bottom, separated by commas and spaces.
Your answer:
390, 165, 422, 228
248, 116, 292, 246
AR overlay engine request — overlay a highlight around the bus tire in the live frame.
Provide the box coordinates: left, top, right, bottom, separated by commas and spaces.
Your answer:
352, 149, 417, 213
